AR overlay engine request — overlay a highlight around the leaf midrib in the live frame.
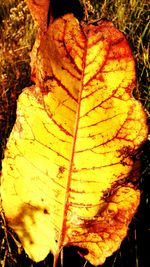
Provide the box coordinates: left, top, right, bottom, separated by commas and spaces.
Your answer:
56, 24, 88, 254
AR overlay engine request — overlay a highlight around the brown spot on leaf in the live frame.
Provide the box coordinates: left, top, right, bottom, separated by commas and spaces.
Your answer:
43, 209, 48, 214
59, 166, 65, 174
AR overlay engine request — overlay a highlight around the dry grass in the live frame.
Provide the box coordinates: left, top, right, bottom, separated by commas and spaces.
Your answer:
0, 0, 35, 162
0, 0, 149, 266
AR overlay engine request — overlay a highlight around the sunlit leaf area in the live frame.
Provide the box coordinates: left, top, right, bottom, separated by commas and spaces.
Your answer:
0, 1, 149, 267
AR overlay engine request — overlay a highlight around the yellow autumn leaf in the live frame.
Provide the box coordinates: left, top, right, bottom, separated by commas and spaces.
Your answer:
1, 14, 148, 266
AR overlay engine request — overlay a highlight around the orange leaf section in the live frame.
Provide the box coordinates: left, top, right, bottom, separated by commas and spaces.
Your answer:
25, 0, 50, 32
1, 14, 148, 266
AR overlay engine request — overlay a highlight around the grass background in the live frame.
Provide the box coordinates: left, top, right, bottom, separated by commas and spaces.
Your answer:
0, 0, 149, 266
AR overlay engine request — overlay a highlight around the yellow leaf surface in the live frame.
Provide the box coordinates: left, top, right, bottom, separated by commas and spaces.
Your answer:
1, 14, 148, 266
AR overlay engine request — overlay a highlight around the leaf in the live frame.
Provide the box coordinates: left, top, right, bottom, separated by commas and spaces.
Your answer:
1, 14, 148, 266
25, 0, 50, 32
